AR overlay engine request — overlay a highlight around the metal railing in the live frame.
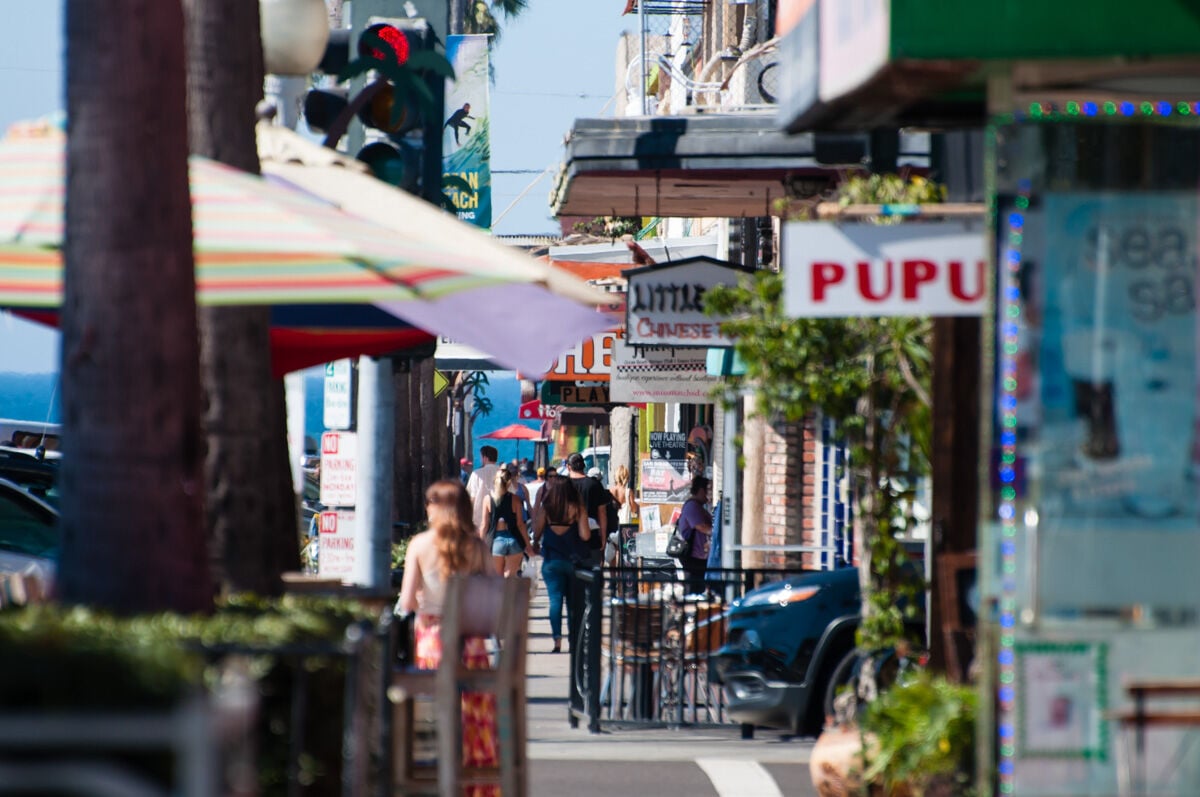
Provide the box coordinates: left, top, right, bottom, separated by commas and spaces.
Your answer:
567, 564, 807, 732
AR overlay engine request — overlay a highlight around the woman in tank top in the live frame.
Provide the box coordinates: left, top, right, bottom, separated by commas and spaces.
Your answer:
398, 479, 497, 795
479, 467, 532, 577
531, 474, 590, 653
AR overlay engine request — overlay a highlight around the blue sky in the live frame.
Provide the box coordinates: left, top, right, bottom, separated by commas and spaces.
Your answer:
0, 2, 633, 375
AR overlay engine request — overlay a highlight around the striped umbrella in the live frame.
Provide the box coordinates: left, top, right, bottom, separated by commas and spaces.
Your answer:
0, 118, 609, 375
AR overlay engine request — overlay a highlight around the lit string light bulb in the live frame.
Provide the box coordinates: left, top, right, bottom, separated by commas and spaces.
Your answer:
995, 179, 1031, 795
1023, 99, 1199, 120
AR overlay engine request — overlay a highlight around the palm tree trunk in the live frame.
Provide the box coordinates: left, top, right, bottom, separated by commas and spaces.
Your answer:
59, 0, 212, 613
184, 0, 300, 596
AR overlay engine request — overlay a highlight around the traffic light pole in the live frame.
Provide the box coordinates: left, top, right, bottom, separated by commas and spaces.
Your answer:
322, 0, 449, 587
317, 77, 388, 148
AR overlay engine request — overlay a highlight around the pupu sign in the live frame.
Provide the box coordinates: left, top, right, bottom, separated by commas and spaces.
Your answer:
783, 222, 986, 318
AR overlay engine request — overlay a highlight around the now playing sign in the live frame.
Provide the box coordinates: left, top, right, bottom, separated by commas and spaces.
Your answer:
783, 221, 986, 318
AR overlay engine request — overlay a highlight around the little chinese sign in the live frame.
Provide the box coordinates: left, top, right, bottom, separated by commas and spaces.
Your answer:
783, 221, 986, 318
624, 257, 753, 347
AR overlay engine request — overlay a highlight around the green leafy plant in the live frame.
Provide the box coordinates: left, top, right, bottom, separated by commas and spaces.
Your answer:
573, 215, 643, 239
862, 673, 977, 796
392, 536, 412, 570
0, 596, 380, 796
704, 276, 931, 652
460, 370, 493, 421
708, 173, 972, 794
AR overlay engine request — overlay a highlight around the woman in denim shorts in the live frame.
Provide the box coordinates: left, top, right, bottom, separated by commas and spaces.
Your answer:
479, 467, 532, 577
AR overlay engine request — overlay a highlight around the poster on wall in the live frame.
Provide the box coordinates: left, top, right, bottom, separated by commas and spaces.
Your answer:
1039, 193, 1198, 523
443, 34, 491, 229
639, 458, 691, 503
1014, 641, 1108, 760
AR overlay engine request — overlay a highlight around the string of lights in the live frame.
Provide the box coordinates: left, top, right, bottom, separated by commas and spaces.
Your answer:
994, 175, 1031, 796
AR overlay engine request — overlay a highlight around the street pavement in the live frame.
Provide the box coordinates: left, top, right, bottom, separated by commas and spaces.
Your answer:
522, 580, 819, 797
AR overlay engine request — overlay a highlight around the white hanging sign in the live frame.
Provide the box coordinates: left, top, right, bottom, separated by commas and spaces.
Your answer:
319, 431, 358, 507
783, 221, 987, 318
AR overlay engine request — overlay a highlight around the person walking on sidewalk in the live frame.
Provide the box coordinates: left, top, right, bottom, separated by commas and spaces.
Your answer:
566, 452, 607, 567
531, 474, 590, 653
677, 476, 713, 595
398, 479, 498, 797
465, 445, 500, 530
480, 467, 532, 577
609, 464, 639, 524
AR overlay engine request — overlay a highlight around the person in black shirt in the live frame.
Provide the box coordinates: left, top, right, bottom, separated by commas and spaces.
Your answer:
565, 452, 607, 566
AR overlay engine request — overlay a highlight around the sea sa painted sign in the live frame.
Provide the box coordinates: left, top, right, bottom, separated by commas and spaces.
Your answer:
783, 221, 987, 318
625, 257, 753, 347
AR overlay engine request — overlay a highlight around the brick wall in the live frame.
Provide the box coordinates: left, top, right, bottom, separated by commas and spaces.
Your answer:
760, 417, 821, 569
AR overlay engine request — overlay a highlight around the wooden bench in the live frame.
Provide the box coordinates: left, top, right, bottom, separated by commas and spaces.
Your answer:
1108, 678, 1200, 796
390, 575, 530, 797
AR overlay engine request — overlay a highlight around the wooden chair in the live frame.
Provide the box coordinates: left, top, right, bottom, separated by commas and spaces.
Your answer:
391, 575, 530, 796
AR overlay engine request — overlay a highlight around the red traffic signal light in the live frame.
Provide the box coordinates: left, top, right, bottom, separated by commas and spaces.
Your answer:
358, 24, 409, 69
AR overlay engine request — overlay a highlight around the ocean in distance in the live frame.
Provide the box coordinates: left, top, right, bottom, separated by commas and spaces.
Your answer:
0, 369, 544, 467
304, 368, 547, 466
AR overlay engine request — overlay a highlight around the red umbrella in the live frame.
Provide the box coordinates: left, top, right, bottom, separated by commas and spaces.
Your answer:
479, 423, 544, 461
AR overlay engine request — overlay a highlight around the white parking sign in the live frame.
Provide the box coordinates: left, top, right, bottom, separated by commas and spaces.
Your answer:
319, 431, 357, 507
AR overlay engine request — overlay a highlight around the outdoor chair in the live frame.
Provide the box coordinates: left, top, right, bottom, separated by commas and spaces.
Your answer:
390, 574, 530, 797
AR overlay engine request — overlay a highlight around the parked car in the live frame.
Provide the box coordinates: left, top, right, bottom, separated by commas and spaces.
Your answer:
557, 445, 610, 484
710, 568, 861, 737
0, 446, 59, 505
0, 477, 59, 587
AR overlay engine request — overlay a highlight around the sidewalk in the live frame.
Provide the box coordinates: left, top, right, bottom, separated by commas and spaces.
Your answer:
522, 578, 814, 764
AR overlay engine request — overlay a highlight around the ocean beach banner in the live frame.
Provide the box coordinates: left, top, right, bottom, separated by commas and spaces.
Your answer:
443, 34, 492, 230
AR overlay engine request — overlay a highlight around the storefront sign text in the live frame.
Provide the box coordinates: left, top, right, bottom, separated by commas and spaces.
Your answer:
625, 257, 752, 347
783, 221, 986, 317
610, 341, 720, 403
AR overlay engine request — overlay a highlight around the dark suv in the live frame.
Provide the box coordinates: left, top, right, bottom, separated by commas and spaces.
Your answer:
711, 568, 861, 737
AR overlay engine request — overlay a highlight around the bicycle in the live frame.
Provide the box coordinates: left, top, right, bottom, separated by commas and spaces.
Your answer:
822, 642, 929, 727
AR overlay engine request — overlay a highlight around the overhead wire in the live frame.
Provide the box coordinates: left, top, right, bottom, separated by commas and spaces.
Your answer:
493, 86, 621, 229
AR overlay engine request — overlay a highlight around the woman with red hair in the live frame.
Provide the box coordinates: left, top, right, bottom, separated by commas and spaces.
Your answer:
399, 479, 498, 796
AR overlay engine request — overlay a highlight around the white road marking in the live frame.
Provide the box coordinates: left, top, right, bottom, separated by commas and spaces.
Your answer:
696, 758, 785, 797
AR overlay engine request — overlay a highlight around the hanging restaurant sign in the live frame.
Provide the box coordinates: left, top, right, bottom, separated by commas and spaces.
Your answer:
624, 256, 754, 347
782, 221, 987, 318
540, 380, 610, 406
539, 329, 618, 382
609, 340, 720, 404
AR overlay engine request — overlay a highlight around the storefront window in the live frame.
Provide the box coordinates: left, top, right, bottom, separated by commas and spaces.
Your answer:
992, 121, 1200, 621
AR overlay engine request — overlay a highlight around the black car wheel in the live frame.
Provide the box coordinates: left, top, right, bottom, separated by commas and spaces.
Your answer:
802, 634, 857, 736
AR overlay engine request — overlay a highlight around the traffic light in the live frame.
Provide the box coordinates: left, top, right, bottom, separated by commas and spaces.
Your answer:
302, 19, 452, 203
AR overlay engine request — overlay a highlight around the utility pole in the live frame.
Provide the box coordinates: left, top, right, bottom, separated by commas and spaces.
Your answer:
927, 130, 985, 678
